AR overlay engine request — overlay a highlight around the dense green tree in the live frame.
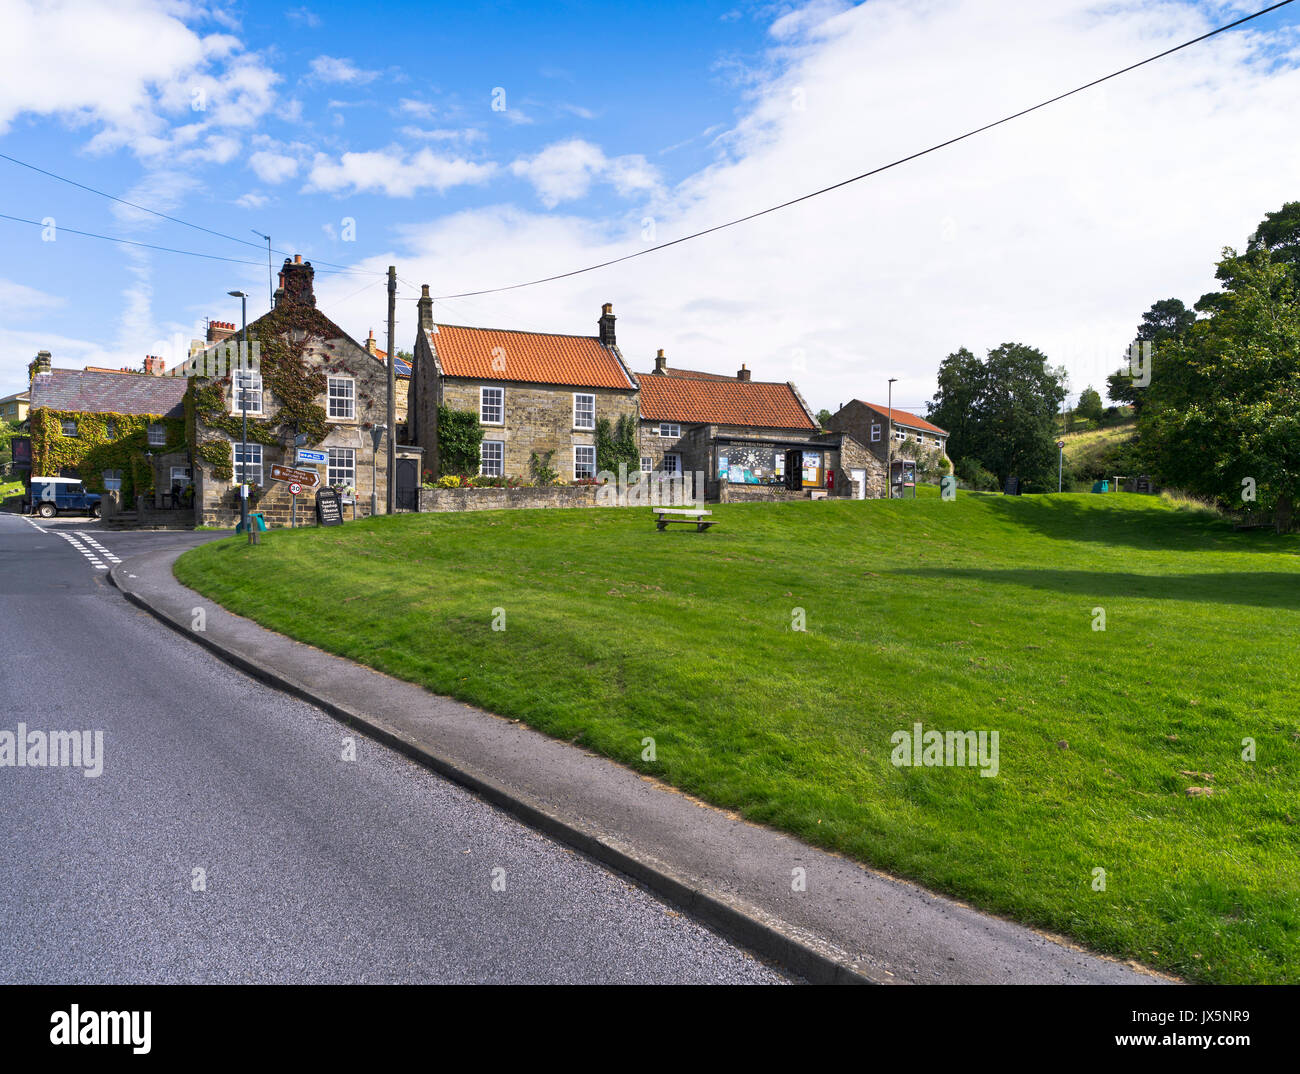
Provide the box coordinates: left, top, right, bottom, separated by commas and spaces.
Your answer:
926, 347, 984, 462
928, 344, 1064, 487
1107, 298, 1196, 409
1076, 386, 1104, 424
975, 343, 1066, 487
1248, 200, 1300, 272
815, 408, 833, 428
1139, 248, 1300, 528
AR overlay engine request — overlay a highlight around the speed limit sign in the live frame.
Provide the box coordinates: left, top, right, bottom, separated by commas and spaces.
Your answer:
288, 481, 303, 496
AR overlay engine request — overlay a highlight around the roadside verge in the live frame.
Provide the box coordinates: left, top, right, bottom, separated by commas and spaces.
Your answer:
111, 547, 1169, 986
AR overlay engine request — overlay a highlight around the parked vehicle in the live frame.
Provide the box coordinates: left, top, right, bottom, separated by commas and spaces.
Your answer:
27, 476, 102, 519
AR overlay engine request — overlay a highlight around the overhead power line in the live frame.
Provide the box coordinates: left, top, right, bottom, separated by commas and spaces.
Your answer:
0, 150, 385, 277
0, 212, 372, 275
428, 0, 1295, 300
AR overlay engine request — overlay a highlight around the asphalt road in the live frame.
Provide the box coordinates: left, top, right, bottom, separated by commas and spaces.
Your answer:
0, 513, 789, 983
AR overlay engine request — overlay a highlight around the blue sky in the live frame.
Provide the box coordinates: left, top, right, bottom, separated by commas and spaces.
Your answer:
3, 0, 1300, 415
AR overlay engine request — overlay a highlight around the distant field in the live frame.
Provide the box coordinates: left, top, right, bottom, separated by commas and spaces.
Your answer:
175, 491, 1300, 982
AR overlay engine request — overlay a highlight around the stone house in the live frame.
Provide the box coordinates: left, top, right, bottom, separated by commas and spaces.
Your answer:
1, 389, 30, 424
188, 256, 399, 527
409, 292, 640, 482
825, 400, 949, 490
636, 355, 885, 499
25, 350, 191, 508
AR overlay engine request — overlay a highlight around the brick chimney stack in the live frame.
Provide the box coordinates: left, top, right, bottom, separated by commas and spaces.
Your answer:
417, 284, 434, 334
598, 302, 616, 347
274, 254, 316, 309
206, 320, 237, 345
143, 355, 166, 375
654, 349, 667, 374
737, 364, 751, 382
366, 329, 379, 356
28, 349, 52, 381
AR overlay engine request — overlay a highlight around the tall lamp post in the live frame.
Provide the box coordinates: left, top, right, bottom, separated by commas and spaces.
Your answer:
228, 290, 251, 543
1058, 439, 1066, 493
886, 377, 898, 499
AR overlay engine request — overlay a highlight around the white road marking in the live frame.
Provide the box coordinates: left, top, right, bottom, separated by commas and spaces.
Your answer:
52, 530, 108, 570
75, 531, 121, 563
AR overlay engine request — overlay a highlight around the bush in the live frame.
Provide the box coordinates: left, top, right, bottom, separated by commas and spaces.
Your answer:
529, 451, 562, 486
437, 408, 483, 476
954, 456, 999, 491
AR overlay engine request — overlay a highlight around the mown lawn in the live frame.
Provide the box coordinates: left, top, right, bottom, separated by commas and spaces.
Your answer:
174, 491, 1300, 983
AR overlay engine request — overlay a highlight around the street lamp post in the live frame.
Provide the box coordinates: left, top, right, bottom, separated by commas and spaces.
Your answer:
1058, 439, 1066, 493
886, 377, 898, 499
228, 290, 251, 543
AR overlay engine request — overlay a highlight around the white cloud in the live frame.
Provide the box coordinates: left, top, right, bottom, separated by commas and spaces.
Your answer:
286, 6, 320, 27
0, 0, 280, 161
235, 192, 270, 210
0, 278, 63, 315
401, 126, 486, 144
248, 150, 300, 184
509, 138, 663, 207
398, 98, 436, 118
304, 147, 498, 197
346, 0, 1300, 418
308, 55, 380, 85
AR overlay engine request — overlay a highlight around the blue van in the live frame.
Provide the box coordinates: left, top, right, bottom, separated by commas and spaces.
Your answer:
28, 477, 103, 519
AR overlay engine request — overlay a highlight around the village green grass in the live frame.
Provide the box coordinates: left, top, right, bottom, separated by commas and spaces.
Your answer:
174, 490, 1300, 983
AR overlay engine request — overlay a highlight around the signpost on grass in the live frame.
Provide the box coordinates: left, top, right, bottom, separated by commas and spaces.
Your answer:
315, 487, 344, 527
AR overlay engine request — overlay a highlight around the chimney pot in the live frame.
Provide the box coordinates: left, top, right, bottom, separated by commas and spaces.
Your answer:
737, 363, 751, 382
598, 302, 616, 347
275, 255, 316, 309
653, 349, 666, 374
417, 284, 434, 334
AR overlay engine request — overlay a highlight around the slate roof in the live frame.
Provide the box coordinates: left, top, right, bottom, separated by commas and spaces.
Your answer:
858, 401, 948, 436
28, 368, 188, 418
637, 372, 817, 430
430, 324, 635, 389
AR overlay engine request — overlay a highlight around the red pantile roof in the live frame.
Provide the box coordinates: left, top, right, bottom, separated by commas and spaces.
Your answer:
860, 401, 948, 436
656, 366, 738, 381
432, 324, 634, 389
638, 373, 816, 429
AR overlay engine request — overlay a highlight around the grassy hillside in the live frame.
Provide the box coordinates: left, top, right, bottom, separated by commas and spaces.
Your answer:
175, 492, 1300, 982
1061, 420, 1139, 486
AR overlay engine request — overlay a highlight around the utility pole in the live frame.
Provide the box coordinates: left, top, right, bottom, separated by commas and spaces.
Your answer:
386, 265, 397, 514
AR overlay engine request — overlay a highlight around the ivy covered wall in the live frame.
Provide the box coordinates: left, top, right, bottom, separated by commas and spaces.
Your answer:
28, 408, 186, 504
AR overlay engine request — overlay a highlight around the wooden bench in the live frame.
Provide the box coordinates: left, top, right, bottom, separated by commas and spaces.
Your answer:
654, 508, 717, 532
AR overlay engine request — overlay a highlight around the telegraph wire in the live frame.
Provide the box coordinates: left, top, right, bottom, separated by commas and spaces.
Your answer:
427, 0, 1296, 299
0, 150, 386, 276
0, 212, 373, 275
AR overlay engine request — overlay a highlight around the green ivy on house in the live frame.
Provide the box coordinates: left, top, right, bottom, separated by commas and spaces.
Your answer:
437, 406, 484, 476
187, 304, 335, 468
28, 408, 185, 504
596, 413, 639, 474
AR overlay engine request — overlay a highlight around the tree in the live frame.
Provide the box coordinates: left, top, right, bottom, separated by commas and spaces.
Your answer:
1107, 298, 1196, 410
1139, 248, 1300, 529
974, 343, 1066, 487
927, 347, 984, 463
927, 343, 1064, 487
815, 408, 832, 428
1077, 386, 1104, 424
1248, 200, 1300, 273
